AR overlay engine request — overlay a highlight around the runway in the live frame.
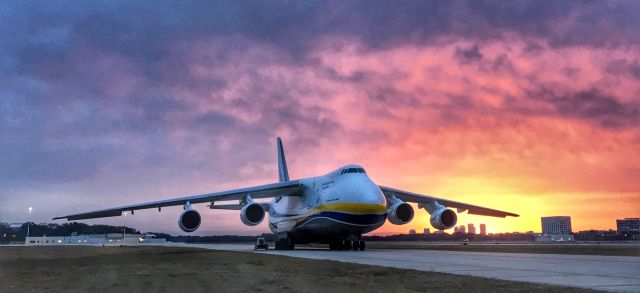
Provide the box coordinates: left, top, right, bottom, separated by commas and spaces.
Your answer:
177, 243, 640, 292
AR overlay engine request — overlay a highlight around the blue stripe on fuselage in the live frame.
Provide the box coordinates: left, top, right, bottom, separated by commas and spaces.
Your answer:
294, 211, 386, 228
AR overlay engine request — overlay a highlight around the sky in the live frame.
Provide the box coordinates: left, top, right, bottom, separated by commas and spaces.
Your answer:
1, 0, 639, 235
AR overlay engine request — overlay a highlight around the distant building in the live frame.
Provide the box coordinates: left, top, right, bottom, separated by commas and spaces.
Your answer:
535, 234, 575, 242
467, 223, 476, 234
423, 228, 430, 235
458, 225, 466, 234
576, 230, 616, 241
616, 218, 640, 235
453, 226, 460, 233
409, 229, 416, 235
480, 224, 487, 235
541, 216, 572, 235
25, 233, 167, 245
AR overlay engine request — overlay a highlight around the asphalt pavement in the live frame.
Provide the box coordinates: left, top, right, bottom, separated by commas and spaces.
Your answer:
174, 243, 640, 292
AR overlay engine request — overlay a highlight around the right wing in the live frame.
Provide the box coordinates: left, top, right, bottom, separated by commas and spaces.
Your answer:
379, 185, 519, 218
53, 180, 303, 221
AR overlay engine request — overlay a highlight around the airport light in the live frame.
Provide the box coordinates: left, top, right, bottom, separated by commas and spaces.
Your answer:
122, 212, 127, 243
27, 206, 33, 244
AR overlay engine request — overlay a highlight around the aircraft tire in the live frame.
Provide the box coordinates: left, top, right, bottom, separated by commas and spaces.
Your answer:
342, 239, 351, 250
275, 236, 295, 250
287, 238, 295, 250
358, 240, 366, 251
275, 238, 286, 250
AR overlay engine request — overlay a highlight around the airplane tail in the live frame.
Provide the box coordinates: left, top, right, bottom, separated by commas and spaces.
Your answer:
277, 137, 290, 182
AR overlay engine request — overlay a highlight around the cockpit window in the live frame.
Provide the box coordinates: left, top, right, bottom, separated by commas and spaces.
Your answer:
340, 168, 366, 174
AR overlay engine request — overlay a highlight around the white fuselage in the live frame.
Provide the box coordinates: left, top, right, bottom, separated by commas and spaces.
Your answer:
267, 164, 387, 242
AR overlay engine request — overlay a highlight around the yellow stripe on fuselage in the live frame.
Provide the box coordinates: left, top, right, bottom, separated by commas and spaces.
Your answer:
292, 202, 387, 223
313, 202, 387, 214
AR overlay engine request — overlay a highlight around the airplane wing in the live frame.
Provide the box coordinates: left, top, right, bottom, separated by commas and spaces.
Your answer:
379, 185, 519, 217
53, 180, 302, 221
208, 202, 270, 211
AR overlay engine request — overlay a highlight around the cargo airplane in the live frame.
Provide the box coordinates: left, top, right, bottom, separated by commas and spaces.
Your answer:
55, 138, 518, 250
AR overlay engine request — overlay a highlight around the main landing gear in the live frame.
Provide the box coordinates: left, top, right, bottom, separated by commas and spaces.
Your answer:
275, 237, 295, 250
329, 239, 366, 251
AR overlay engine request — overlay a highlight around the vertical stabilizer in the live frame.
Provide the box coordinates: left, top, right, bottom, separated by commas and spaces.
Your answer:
277, 137, 290, 182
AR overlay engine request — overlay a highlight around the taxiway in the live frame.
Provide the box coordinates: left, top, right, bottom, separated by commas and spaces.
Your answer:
176, 243, 640, 292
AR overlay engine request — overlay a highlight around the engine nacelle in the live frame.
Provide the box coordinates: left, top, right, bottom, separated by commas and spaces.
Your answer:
429, 208, 457, 230
386, 201, 414, 225
178, 209, 201, 233
240, 203, 265, 226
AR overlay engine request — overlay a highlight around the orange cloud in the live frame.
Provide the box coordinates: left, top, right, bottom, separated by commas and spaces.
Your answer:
145, 36, 639, 234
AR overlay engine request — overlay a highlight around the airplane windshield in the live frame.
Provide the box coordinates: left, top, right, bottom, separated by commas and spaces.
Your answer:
340, 168, 366, 175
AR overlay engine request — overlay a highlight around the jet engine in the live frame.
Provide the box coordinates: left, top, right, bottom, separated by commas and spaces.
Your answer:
240, 203, 265, 226
429, 208, 457, 230
178, 209, 201, 233
386, 200, 414, 225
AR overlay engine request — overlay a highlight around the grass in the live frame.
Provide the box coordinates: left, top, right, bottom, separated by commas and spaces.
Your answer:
0, 246, 599, 292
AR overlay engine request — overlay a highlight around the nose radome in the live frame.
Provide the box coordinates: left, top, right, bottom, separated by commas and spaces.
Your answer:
360, 184, 387, 206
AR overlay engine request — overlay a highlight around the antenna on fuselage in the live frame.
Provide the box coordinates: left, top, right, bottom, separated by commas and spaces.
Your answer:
277, 137, 290, 182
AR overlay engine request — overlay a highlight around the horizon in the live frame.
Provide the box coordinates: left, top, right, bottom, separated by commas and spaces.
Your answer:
2, 220, 621, 237
1, 219, 629, 237
1, 1, 639, 235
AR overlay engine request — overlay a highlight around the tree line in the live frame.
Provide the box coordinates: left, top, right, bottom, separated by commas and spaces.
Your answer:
1, 222, 139, 243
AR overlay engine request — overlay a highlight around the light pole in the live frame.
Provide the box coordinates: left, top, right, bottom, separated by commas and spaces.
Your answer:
122, 212, 127, 243
26, 207, 32, 245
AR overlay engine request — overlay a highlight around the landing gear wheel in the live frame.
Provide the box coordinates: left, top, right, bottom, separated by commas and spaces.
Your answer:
358, 240, 366, 251
275, 238, 295, 250
352, 241, 359, 251
287, 239, 295, 250
342, 239, 352, 250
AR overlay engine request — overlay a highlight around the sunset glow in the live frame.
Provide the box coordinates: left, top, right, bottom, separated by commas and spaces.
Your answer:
1, 1, 638, 235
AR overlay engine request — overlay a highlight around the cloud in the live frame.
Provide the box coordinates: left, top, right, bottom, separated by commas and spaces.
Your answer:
2, 1, 639, 69
454, 44, 483, 63
1, 1, 639, 233
541, 88, 640, 128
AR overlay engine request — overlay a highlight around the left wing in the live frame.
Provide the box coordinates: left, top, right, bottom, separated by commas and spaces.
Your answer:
379, 185, 519, 218
54, 180, 302, 221
208, 202, 270, 211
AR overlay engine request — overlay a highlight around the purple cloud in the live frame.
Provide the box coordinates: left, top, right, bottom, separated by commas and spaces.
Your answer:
1, 0, 638, 234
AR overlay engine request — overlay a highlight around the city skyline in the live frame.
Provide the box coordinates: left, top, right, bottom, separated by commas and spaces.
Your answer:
8, 217, 634, 237
1, 1, 639, 235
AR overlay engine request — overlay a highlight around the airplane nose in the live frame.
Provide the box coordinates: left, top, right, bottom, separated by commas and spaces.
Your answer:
360, 185, 387, 206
